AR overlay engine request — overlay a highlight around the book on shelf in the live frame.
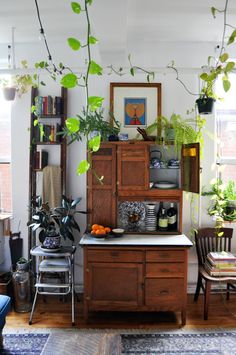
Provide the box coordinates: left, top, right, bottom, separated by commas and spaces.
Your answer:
35, 95, 62, 116
204, 260, 236, 276
34, 150, 48, 170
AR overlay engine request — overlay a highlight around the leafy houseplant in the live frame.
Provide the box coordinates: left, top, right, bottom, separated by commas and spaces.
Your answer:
28, 195, 85, 249
137, 113, 205, 155
0, 61, 36, 101
202, 179, 236, 226
168, 1, 236, 115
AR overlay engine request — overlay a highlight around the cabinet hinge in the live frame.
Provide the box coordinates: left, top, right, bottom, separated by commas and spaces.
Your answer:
86, 296, 91, 300
86, 268, 90, 273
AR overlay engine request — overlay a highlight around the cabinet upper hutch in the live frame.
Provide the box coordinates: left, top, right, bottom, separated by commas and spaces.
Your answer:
87, 141, 200, 233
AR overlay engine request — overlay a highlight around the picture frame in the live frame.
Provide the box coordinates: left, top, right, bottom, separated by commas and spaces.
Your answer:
110, 83, 162, 139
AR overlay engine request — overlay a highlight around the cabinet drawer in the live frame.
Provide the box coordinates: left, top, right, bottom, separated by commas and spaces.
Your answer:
146, 250, 185, 262
146, 262, 185, 277
145, 278, 184, 306
119, 147, 147, 158
87, 249, 143, 263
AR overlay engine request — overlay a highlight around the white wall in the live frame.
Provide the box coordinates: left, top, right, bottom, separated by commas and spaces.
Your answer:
9, 40, 236, 290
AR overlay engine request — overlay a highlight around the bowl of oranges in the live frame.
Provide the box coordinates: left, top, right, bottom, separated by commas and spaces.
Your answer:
90, 224, 111, 238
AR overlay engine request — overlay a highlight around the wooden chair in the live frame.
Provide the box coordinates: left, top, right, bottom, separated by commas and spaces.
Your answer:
194, 227, 236, 320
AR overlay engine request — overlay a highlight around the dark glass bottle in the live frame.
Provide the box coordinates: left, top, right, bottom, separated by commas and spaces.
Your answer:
158, 208, 168, 231
167, 203, 177, 230
156, 202, 163, 229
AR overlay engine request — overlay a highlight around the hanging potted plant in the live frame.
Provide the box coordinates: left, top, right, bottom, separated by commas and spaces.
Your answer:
168, 1, 236, 116
0, 78, 16, 101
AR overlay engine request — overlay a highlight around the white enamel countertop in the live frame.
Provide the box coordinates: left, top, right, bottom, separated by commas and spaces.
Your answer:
80, 234, 193, 247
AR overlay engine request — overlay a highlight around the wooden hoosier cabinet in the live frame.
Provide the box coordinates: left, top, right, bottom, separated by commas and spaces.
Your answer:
82, 140, 198, 325
80, 235, 193, 325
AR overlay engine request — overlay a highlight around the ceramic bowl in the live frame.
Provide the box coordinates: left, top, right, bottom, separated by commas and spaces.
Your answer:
112, 228, 125, 237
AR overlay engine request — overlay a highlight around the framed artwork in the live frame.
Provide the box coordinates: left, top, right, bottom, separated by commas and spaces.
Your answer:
110, 83, 162, 138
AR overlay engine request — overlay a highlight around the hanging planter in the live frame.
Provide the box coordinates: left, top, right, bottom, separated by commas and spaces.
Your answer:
196, 97, 215, 115
3, 87, 16, 101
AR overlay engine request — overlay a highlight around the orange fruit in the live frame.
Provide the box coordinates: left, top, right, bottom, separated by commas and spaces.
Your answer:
92, 224, 100, 230
98, 225, 104, 230
104, 227, 111, 233
91, 230, 96, 234
95, 229, 106, 235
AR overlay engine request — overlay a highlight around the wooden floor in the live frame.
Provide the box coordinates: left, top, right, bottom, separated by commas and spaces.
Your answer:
5, 293, 236, 329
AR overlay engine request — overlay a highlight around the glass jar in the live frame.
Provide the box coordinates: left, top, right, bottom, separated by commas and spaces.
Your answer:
12, 262, 32, 313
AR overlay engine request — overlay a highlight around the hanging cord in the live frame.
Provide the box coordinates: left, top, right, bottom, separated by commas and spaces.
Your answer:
34, 0, 52, 62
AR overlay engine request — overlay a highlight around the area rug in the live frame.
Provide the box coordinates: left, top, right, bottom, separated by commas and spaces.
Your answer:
3, 328, 236, 355
121, 332, 236, 355
1, 333, 49, 354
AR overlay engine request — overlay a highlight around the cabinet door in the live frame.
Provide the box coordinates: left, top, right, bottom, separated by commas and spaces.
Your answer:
181, 143, 200, 193
87, 144, 116, 227
117, 144, 149, 191
87, 262, 143, 308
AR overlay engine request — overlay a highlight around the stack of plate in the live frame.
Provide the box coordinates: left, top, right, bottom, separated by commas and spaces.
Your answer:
145, 204, 157, 232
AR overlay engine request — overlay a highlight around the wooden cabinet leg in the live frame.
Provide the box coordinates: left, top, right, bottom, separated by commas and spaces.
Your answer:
83, 297, 88, 322
204, 280, 211, 320
181, 309, 186, 326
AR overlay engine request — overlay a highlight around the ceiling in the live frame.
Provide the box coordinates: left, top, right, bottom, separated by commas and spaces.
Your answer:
0, 0, 236, 63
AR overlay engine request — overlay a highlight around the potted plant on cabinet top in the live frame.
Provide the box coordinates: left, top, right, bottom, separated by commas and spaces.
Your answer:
136, 113, 204, 155
28, 195, 86, 250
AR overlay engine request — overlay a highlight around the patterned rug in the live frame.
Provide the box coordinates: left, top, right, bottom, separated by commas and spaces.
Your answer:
3, 328, 236, 355
1, 333, 49, 354
121, 332, 236, 355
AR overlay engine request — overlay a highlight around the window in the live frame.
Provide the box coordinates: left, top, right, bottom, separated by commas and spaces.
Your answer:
216, 74, 236, 183
0, 75, 12, 212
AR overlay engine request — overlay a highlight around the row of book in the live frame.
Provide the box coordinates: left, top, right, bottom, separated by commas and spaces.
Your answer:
36, 96, 63, 116
34, 150, 48, 170
205, 251, 236, 276
33, 124, 62, 143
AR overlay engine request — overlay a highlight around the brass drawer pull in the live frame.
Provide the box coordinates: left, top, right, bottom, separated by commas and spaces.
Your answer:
159, 290, 169, 295
160, 268, 169, 273
110, 251, 119, 257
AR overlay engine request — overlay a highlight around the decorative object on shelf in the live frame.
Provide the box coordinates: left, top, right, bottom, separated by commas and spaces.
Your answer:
168, 159, 180, 169
110, 83, 161, 139
136, 127, 155, 141
150, 150, 162, 169
28, 195, 85, 249
145, 204, 157, 232
118, 201, 146, 232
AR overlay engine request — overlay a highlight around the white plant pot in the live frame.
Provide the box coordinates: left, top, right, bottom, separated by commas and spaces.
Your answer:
3, 87, 16, 101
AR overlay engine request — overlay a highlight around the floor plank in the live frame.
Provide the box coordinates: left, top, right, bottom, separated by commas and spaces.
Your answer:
5, 294, 236, 329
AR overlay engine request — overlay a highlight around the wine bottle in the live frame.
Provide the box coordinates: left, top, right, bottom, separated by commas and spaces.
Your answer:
158, 208, 168, 231
167, 203, 177, 230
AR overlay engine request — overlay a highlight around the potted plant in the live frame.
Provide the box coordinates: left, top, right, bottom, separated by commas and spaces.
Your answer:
202, 179, 236, 225
28, 195, 86, 250
136, 113, 203, 155
167, 1, 236, 115
223, 180, 236, 216
0, 61, 36, 101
